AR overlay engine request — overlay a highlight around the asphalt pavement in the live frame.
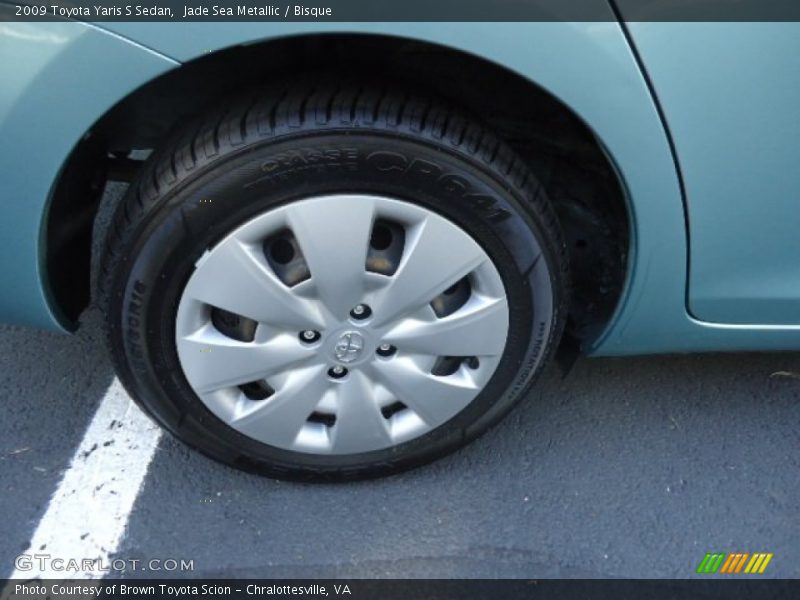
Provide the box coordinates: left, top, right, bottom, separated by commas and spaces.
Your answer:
1, 306, 799, 579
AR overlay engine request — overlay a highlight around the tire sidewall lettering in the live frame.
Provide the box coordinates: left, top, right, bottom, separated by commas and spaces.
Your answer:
113, 132, 562, 475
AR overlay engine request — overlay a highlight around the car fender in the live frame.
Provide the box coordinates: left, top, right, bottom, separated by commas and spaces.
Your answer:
0, 17, 178, 330
2, 18, 700, 355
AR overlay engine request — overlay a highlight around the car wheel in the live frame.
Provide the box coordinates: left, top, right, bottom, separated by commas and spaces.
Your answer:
100, 83, 568, 480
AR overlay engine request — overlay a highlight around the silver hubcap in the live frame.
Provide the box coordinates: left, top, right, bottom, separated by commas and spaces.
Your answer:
175, 194, 509, 455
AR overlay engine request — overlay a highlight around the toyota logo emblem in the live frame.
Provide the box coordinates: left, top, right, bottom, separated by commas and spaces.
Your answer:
333, 331, 365, 363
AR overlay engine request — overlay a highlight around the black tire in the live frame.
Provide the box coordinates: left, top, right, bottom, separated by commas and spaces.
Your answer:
99, 83, 569, 481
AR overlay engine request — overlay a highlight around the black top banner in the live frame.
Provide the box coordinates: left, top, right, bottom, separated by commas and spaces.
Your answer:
2, 579, 800, 600
4, 0, 800, 22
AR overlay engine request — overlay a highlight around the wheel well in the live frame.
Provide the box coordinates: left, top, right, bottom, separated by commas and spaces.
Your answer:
49, 33, 629, 349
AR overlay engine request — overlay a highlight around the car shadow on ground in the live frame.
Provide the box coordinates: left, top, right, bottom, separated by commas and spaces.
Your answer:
112, 342, 800, 578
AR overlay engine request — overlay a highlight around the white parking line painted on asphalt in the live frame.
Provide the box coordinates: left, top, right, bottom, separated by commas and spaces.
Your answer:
10, 379, 162, 579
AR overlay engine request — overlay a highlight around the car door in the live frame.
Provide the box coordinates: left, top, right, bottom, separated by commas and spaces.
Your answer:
621, 21, 800, 324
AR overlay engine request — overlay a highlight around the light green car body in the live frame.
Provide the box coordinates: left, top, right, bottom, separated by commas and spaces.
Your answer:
2, 15, 800, 356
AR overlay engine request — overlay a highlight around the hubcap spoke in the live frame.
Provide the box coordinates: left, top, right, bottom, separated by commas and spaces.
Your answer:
369, 216, 487, 326
330, 370, 393, 453
178, 326, 316, 393
286, 197, 375, 320
382, 296, 508, 357
369, 358, 478, 425
231, 364, 331, 448
185, 238, 324, 329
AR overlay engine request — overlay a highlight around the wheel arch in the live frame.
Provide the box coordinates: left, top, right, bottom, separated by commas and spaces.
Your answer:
44, 25, 676, 353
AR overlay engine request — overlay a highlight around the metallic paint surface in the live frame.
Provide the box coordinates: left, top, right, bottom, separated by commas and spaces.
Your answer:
4, 19, 799, 355
626, 23, 800, 325
0, 20, 178, 329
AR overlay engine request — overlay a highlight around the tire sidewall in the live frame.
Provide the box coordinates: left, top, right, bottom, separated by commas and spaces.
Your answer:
109, 130, 561, 478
